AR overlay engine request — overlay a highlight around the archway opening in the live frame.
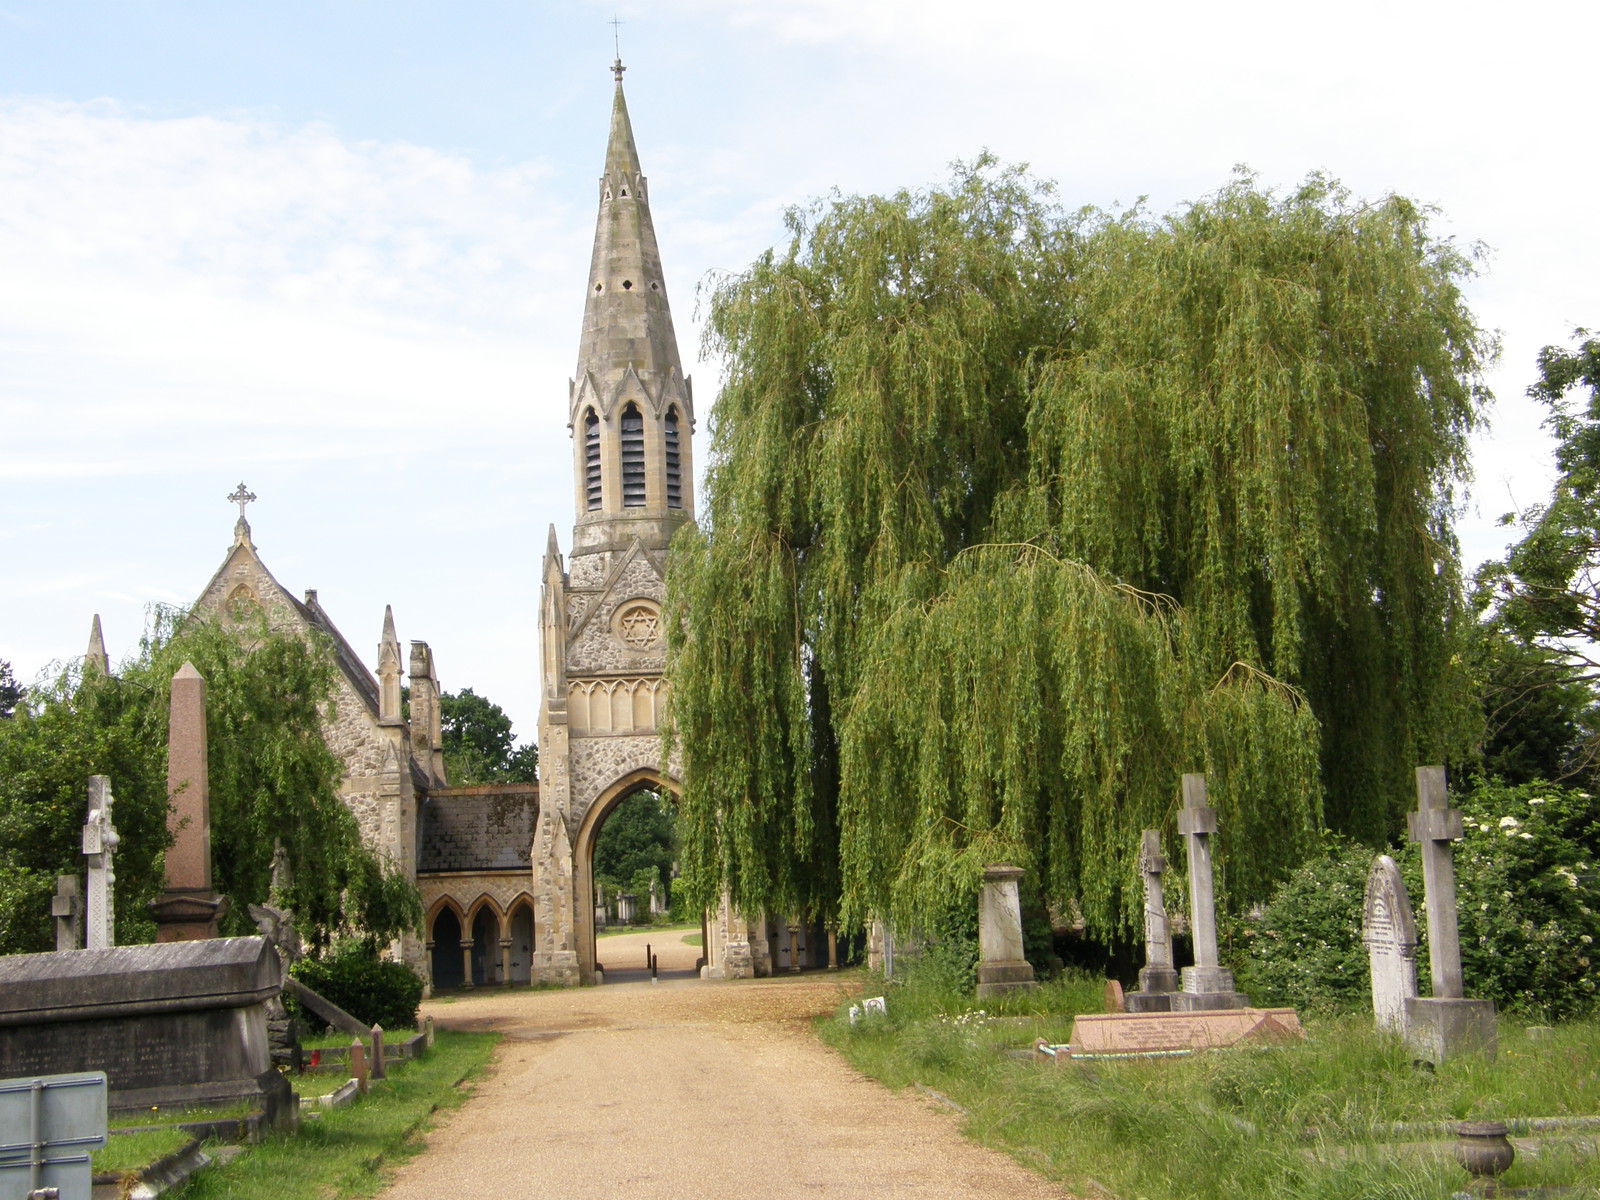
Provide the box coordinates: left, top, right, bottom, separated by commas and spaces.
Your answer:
507, 900, 534, 984
574, 771, 700, 985
469, 906, 499, 986
430, 907, 463, 988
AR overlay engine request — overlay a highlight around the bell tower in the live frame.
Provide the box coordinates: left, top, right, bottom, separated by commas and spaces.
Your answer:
568, 56, 695, 551
531, 60, 696, 985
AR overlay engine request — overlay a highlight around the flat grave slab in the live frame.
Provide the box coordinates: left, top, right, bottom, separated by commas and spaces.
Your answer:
1063, 1007, 1304, 1057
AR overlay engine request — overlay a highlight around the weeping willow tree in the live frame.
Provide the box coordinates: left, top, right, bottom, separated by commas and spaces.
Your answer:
664, 160, 1490, 939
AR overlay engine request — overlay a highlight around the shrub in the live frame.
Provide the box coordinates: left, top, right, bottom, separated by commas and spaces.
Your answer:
1232, 778, 1600, 1020
291, 943, 424, 1030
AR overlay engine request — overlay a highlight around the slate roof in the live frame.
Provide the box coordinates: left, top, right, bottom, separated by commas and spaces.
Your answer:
418, 786, 539, 873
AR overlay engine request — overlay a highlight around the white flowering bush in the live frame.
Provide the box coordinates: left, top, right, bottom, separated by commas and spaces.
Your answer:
1231, 779, 1600, 1019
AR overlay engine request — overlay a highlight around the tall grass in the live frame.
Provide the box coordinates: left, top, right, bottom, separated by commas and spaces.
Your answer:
821, 967, 1600, 1199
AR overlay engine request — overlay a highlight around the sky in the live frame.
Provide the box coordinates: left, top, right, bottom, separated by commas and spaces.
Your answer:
1, 0, 1594, 742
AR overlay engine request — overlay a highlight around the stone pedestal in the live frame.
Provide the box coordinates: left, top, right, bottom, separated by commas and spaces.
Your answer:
975, 864, 1037, 999
1404, 997, 1498, 1063
1172, 965, 1250, 1011
1126, 966, 1180, 1013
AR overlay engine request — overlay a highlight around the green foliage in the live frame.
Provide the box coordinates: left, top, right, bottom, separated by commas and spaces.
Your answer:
290, 943, 424, 1031
438, 687, 537, 784
667, 161, 1486, 938
593, 790, 675, 898
1471, 628, 1600, 786
1235, 778, 1600, 1020
0, 659, 21, 720
1475, 329, 1600, 779
0, 610, 421, 954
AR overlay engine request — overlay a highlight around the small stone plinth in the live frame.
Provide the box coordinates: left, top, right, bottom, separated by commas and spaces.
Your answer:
0, 936, 293, 1128
976, 959, 1038, 999
1171, 964, 1249, 1011
1404, 996, 1497, 1063
1127, 965, 1180, 1012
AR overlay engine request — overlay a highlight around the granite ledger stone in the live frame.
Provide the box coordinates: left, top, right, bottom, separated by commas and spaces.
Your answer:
0, 936, 294, 1126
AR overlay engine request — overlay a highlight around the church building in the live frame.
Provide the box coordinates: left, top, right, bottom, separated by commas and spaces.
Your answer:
87, 60, 831, 989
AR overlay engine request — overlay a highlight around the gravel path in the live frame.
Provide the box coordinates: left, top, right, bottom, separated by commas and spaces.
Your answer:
378, 971, 1075, 1200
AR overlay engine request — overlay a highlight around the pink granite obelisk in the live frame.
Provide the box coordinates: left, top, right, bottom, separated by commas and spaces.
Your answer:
150, 661, 229, 940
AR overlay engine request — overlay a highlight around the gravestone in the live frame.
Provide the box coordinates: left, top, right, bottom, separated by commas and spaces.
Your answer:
1172, 774, 1249, 1011
149, 662, 229, 940
1404, 765, 1496, 1062
1362, 854, 1417, 1035
0, 936, 294, 1128
617, 893, 637, 924
81, 776, 117, 951
1127, 829, 1180, 1013
51, 876, 82, 953
975, 864, 1037, 998
1065, 1008, 1304, 1057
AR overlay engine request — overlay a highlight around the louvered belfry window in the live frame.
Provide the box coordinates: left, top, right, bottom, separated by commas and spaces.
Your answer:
665, 407, 682, 509
621, 403, 646, 507
583, 409, 602, 511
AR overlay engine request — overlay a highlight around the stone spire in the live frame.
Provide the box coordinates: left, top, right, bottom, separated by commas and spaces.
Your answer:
85, 613, 110, 676
377, 605, 403, 726
568, 60, 695, 546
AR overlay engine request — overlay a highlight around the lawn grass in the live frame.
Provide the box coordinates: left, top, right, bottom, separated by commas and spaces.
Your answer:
168, 1030, 498, 1200
821, 969, 1600, 1199
300, 1027, 414, 1051
93, 1127, 192, 1176
597, 920, 698, 938
109, 1099, 256, 1128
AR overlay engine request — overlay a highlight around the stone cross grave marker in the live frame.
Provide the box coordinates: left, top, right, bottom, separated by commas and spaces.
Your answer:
51, 875, 83, 952
1362, 854, 1418, 1035
1404, 765, 1496, 1061
81, 775, 118, 951
1173, 773, 1248, 1011
1128, 829, 1180, 1012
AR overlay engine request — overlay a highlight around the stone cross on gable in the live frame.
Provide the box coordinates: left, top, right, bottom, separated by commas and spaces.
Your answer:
1407, 765, 1466, 999
82, 774, 119, 950
227, 481, 257, 520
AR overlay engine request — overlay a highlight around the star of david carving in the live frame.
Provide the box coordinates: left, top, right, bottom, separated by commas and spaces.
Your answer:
618, 604, 660, 648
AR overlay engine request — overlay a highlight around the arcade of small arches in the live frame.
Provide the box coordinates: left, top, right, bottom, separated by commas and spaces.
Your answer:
425, 893, 537, 989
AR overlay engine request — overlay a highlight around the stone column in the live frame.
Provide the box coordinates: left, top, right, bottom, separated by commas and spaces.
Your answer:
1173, 774, 1249, 1011
827, 928, 838, 970
150, 662, 229, 940
976, 864, 1037, 998
786, 923, 801, 972
82, 775, 118, 950
499, 938, 512, 986
1404, 766, 1496, 1061
52, 875, 82, 951
1127, 829, 1179, 1012
461, 938, 475, 988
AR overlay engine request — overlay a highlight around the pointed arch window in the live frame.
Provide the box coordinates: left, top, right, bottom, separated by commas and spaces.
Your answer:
665, 407, 683, 509
583, 408, 602, 511
620, 403, 646, 507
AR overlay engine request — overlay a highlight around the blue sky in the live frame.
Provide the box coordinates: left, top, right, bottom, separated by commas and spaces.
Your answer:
1, 0, 1594, 741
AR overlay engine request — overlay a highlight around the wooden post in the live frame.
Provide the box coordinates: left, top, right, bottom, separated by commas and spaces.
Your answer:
349, 1038, 368, 1094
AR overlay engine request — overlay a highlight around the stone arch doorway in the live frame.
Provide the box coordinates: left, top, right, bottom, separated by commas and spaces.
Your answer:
507, 896, 535, 984
571, 767, 685, 985
465, 899, 503, 987
428, 902, 466, 988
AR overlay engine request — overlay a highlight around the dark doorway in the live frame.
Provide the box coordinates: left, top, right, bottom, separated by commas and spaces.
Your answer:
431, 908, 463, 988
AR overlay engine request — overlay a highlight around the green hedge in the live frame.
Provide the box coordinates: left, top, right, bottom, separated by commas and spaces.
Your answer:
291, 943, 424, 1030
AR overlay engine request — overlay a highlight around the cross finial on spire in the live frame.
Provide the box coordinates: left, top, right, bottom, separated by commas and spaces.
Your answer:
227, 481, 257, 520
610, 15, 625, 80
